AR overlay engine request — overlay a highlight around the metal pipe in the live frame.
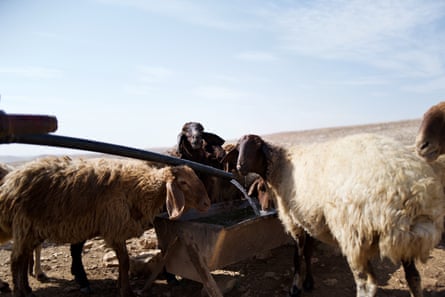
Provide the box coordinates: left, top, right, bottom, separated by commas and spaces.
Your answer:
0, 111, 58, 137
0, 133, 235, 180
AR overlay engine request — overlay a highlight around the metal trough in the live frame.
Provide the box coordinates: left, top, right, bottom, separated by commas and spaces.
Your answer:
153, 200, 291, 296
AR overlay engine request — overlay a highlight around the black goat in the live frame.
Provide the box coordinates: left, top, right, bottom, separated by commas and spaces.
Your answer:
175, 122, 226, 168
172, 122, 228, 202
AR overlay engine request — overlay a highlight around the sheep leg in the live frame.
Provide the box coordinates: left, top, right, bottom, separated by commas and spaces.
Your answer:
112, 241, 135, 297
32, 245, 48, 282
289, 232, 307, 297
70, 241, 91, 294
303, 235, 314, 291
0, 278, 10, 293
11, 243, 35, 297
348, 259, 377, 297
402, 260, 423, 297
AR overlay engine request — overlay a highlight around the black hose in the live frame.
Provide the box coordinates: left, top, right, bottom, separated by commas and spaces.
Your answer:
0, 133, 235, 180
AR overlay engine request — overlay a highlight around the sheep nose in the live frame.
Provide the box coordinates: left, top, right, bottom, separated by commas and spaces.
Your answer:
236, 164, 248, 176
419, 141, 429, 150
200, 198, 211, 211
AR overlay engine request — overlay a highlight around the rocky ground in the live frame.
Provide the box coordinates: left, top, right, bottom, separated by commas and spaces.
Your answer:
2, 119, 445, 297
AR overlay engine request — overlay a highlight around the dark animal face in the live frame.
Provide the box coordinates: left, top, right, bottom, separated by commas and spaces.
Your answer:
248, 177, 272, 211
182, 122, 204, 149
236, 134, 268, 178
416, 102, 445, 162
166, 165, 211, 219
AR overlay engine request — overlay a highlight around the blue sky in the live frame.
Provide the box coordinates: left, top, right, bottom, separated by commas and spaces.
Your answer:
1, 0, 445, 157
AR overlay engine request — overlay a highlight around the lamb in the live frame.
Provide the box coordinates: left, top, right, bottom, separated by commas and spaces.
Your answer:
233, 133, 445, 297
0, 156, 211, 297
416, 101, 445, 162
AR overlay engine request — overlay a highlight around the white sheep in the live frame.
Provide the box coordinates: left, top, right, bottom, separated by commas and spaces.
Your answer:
0, 156, 211, 297
234, 133, 445, 297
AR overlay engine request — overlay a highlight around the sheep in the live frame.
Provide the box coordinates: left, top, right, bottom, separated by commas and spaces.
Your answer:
233, 133, 445, 297
223, 141, 315, 296
0, 163, 48, 293
0, 163, 12, 292
415, 101, 445, 162
0, 162, 92, 294
0, 156, 211, 297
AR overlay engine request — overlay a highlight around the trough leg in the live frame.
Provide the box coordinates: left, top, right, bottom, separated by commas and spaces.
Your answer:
141, 236, 180, 294
402, 260, 423, 297
181, 231, 223, 297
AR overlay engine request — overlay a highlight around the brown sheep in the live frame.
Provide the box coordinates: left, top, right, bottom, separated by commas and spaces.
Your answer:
416, 101, 445, 162
0, 156, 210, 297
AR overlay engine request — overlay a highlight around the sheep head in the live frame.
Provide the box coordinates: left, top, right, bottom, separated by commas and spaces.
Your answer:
416, 101, 445, 162
178, 122, 205, 151
247, 177, 272, 211
235, 134, 269, 178
166, 165, 211, 219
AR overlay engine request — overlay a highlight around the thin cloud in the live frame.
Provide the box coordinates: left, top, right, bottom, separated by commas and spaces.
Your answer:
96, 0, 253, 30
263, 0, 445, 78
0, 66, 62, 79
137, 66, 174, 84
193, 85, 251, 102
236, 51, 279, 62
122, 66, 176, 96
403, 76, 445, 93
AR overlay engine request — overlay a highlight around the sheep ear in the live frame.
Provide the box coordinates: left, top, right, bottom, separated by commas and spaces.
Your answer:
176, 133, 187, 156
166, 180, 185, 219
248, 178, 270, 211
221, 148, 239, 172
202, 132, 225, 146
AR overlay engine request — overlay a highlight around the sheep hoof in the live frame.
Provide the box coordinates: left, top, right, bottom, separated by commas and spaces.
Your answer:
289, 285, 302, 297
165, 273, 179, 286
36, 272, 49, 282
0, 282, 10, 293
80, 286, 92, 294
303, 276, 314, 291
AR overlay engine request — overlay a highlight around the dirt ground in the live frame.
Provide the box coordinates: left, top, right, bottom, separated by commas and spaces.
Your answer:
3, 119, 445, 297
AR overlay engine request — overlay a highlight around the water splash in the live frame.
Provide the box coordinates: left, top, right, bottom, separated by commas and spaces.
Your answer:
230, 179, 261, 216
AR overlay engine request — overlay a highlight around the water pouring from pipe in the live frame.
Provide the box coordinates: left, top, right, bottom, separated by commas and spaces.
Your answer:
230, 179, 262, 216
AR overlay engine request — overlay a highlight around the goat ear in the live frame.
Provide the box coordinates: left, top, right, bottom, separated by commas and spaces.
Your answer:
166, 180, 185, 219
202, 132, 225, 146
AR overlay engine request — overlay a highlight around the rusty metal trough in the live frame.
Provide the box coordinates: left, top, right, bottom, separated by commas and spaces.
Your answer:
154, 200, 291, 296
